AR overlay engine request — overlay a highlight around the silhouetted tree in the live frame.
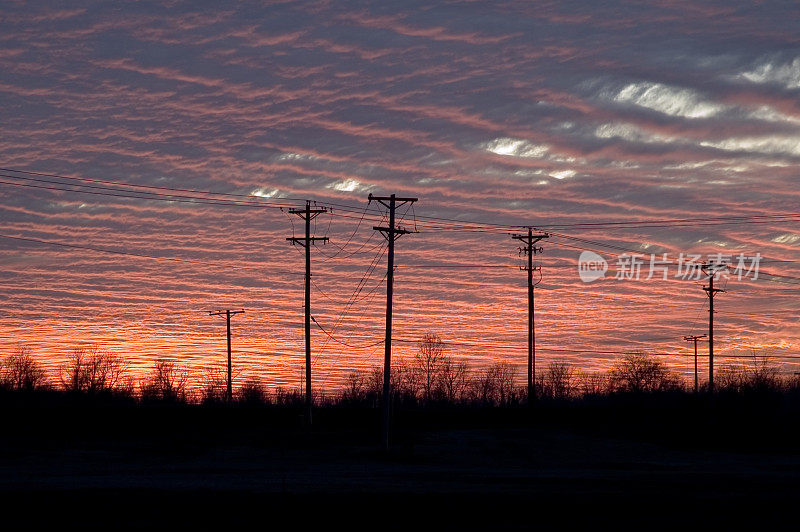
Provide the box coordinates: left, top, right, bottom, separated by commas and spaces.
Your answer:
140, 360, 188, 403
199, 366, 227, 404
59, 346, 127, 395
274, 386, 303, 406
609, 354, 678, 393
576, 371, 608, 396
717, 352, 781, 393
470, 362, 516, 405
413, 333, 445, 402
470, 368, 495, 405
238, 377, 269, 405
366, 362, 417, 405
545, 361, 575, 399
341, 371, 367, 403
0, 346, 48, 391
438, 356, 468, 402
493, 362, 516, 404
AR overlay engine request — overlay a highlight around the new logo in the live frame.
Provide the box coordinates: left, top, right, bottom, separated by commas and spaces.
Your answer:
578, 251, 608, 282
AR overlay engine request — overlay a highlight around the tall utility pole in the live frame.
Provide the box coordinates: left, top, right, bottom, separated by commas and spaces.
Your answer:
369, 193, 417, 450
701, 263, 725, 391
683, 334, 706, 393
209, 309, 245, 402
511, 228, 549, 406
287, 200, 328, 425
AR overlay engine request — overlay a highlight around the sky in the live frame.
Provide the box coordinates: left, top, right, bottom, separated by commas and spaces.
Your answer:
1, 0, 799, 393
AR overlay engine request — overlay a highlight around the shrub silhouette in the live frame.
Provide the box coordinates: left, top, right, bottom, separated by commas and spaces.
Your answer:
238, 377, 269, 405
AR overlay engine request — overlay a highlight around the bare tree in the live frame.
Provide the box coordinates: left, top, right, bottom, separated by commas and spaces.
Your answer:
413, 333, 446, 402
609, 353, 678, 393
140, 360, 188, 402
199, 366, 227, 404
717, 351, 781, 393
366, 362, 416, 404
471, 367, 497, 405
576, 371, 608, 396
1, 346, 48, 391
438, 356, 468, 402
59, 346, 127, 395
546, 361, 575, 399
471, 362, 516, 405
492, 362, 516, 404
341, 371, 367, 403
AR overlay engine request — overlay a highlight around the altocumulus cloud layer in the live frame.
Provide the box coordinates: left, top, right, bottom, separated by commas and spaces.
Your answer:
1, 0, 799, 390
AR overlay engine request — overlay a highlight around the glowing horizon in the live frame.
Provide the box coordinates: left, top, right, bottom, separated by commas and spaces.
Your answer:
1, 1, 799, 393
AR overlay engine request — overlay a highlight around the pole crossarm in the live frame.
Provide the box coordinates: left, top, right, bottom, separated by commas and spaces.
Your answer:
372, 226, 415, 241
209, 309, 244, 317
286, 236, 329, 246
368, 193, 418, 209
683, 334, 707, 341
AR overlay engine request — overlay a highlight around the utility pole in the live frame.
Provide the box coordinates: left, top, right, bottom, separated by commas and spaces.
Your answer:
701, 263, 725, 391
683, 334, 706, 393
287, 200, 328, 426
209, 309, 244, 402
511, 228, 548, 406
369, 193, 417, 450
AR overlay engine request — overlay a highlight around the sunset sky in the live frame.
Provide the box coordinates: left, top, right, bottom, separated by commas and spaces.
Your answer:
1, 0, 799, 392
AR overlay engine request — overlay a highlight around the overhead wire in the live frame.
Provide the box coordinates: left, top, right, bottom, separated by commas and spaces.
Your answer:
4, 164, 800, 381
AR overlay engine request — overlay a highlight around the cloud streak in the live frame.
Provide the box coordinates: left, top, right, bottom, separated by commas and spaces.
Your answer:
1, 0, 799, 390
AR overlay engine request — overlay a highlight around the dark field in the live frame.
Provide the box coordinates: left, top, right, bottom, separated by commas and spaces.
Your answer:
2, 394, 799, 528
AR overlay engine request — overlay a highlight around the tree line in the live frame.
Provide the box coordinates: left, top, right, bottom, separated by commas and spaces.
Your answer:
0, 334, 793, 406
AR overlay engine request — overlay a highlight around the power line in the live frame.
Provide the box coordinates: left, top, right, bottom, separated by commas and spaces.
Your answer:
315, 241, 388, 354
316, 204, 373, 261
0, 167, 305, 205
311, 315, 384, 349
0, 173, 300, 209
8, 166, 800, 234
0, 233, 300, 273
540, 212, 800, 229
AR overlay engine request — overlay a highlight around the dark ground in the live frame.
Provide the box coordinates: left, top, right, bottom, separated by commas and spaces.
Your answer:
2, 393, 799, 528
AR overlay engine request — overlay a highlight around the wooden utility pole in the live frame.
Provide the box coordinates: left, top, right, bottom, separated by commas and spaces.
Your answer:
702, 264, 725, 391
683, 334, 706, 392
511, 228, 548, 405
287, 200, 328, 425
369, 193, 417, 450
209, 309, 244, 402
